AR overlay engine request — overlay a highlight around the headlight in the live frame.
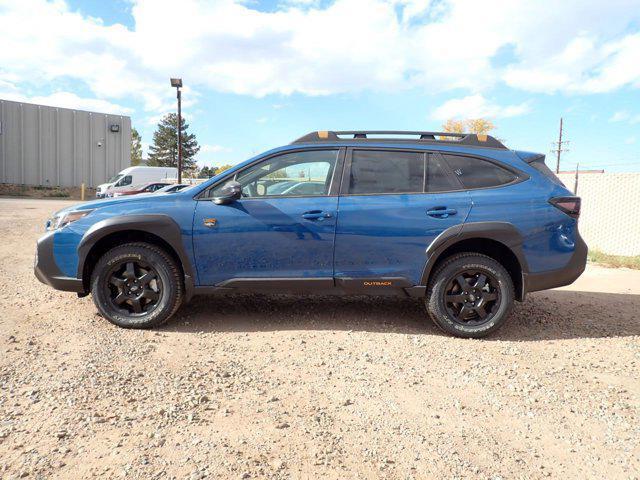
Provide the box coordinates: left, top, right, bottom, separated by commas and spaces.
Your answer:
46, 210, 94, 231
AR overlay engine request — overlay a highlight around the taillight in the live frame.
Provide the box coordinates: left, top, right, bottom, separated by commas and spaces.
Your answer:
549, 196, 581, 219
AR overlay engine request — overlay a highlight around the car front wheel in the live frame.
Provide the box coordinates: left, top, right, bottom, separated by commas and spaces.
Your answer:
90, 242, 183, 329
426, 253, 514, 338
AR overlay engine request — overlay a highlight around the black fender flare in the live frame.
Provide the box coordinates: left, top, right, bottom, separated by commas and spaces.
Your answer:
419, 221, 529, 294
77, 214, 196, 301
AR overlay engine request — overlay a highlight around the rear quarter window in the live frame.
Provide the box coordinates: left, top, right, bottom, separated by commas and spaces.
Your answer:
442, 154, 517, 189
528, 156, 565, 186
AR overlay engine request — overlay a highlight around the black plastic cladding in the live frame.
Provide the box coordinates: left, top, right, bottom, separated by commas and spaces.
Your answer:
77, 214, 197, 300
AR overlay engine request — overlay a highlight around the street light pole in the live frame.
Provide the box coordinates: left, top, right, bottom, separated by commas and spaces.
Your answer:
170, 78, 183, 183
177, 88, 182, 183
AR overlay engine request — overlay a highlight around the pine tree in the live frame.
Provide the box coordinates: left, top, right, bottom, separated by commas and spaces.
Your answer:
198, 166, 215, 178
147, 113, 200, 169
131, 128, 143, 166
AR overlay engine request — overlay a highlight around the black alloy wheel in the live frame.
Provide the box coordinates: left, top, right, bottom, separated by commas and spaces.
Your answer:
426, 253, 514, 338
106, 260, 162, 315
443, 270, 501, 326
91, 242, 183, 329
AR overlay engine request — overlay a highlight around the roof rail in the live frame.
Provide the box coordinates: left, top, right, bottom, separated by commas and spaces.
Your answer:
292, 130, 507, 149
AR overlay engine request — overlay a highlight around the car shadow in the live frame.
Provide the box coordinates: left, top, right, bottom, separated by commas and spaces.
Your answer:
163, 289, 640, 341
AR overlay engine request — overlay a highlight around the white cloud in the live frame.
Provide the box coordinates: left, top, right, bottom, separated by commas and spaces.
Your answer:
200, 144, 231, 154
196, 144, 233, 167
610, 111, 630, 122
609, 110, 640, 124
0, 0, 639, 112
624, 136, 636, 145
431, 94, 531, 120
0, 90, 132, 114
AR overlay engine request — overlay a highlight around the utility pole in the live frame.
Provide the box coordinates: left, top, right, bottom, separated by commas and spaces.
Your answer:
551, 117, 570, 173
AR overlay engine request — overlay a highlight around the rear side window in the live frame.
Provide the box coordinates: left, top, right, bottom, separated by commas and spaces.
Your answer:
442, 154, 516, 189
349, 150, 423, 194
528, 156, 565, 186
426, 155, 457, 192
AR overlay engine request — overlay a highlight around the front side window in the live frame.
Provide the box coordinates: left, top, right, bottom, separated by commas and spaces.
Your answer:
442, 154, 517, 189
348, 150, 424, 194
210, 150, 338, 198
117, 175, 132, 187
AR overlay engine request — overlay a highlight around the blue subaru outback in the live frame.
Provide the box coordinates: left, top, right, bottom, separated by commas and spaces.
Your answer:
34, 131, 587, 338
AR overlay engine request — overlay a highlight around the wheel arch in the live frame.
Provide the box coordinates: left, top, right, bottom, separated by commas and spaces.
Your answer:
420, 222, 528, 301
77, 215, 196, 300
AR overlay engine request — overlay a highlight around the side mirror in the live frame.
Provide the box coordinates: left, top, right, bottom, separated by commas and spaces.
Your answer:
213, 181, 242, 205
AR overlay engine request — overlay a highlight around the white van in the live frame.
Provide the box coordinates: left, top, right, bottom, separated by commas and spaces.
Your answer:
96, 166, 178, 198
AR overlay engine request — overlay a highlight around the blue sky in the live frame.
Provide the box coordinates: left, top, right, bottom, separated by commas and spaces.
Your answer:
1, 0, 640, 172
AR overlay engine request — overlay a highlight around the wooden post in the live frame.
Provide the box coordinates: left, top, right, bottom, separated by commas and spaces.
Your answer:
81, 183, 85, 201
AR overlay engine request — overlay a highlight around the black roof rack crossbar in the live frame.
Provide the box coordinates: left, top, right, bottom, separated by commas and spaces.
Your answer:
292, 130, 507, 149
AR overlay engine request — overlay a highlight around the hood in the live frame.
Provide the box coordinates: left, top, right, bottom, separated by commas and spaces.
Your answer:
52, 193, 166, 216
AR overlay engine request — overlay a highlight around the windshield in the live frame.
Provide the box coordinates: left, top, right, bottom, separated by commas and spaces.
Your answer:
107, 173, 123, 184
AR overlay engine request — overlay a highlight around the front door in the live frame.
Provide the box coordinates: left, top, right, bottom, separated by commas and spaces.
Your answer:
193, 149, 343, 286
333, 149, 472, 288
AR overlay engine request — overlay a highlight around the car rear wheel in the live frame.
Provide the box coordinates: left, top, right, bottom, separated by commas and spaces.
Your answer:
426, 253, 514, 338
91, 242, 182, 329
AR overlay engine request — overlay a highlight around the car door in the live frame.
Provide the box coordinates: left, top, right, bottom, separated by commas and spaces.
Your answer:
192, 148, 344, 287
333, 148, 472, 291
110, 174, 133, 196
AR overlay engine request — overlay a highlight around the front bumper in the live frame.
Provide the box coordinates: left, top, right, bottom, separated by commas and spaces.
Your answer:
34, 231, 85, 293
523, 229, 588, 295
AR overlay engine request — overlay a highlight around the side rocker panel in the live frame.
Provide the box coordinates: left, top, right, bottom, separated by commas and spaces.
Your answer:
77, 214, 197, 301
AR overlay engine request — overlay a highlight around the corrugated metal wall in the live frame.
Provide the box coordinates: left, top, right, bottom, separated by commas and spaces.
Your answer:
0, 99, 131, 187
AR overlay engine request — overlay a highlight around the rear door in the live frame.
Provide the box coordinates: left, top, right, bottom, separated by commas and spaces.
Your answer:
333, 148, 472, 290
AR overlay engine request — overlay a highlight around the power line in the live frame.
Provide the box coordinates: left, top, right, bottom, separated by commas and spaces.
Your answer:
579, 161, 640, 168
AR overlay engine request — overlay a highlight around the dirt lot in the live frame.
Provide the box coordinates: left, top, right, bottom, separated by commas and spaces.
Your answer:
1, 198, 638, 479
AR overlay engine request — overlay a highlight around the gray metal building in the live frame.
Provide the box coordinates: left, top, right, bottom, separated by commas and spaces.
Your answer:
0, 99, 131, 188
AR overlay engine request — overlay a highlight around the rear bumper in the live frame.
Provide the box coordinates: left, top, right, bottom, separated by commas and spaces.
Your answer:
523, 230, 588, 295
34, 231, 85, 293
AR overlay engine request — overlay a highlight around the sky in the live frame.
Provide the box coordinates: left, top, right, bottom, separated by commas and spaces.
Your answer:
1, 0, 640, 172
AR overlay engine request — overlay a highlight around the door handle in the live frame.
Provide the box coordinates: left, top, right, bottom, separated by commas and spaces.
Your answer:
302, 210, 333, 220
427, 207, 457, 218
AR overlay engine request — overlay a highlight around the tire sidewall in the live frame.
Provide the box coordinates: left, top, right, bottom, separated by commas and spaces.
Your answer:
428, 256, 514, 338
91, 245, 180, 328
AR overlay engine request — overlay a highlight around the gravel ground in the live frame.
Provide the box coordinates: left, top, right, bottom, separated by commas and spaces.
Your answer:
1, 198, 639, 479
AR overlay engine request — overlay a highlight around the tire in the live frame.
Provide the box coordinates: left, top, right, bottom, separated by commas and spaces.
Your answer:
90, 242, 183, 329
426, 253, 514, 338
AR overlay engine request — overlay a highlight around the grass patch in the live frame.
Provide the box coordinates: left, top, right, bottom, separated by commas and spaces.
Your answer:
588, 250, 640, 270
45, 190, 70, 198
0, 183, 94, 200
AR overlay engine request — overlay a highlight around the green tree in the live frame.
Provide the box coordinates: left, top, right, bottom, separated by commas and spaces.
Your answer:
131, 128, 143, 166
147, 113, 200, 169
199, 166, 215, 178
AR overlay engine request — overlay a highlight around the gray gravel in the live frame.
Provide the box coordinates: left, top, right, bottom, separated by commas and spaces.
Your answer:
1, 198, 639, 479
